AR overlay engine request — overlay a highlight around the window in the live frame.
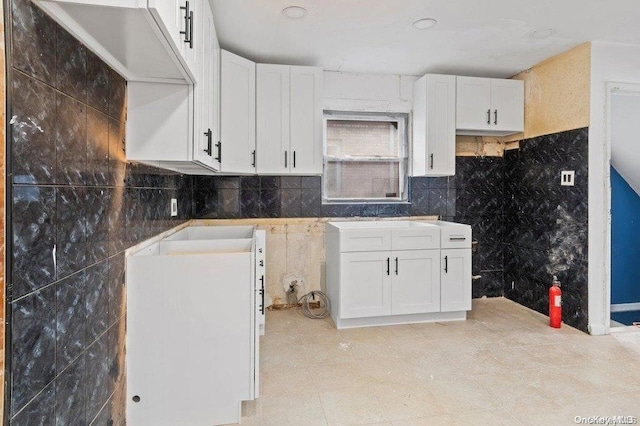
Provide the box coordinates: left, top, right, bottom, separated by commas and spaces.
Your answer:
323, 111, 409, 203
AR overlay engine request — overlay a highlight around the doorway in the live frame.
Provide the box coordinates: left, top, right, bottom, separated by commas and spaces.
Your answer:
609, 84, 640, 327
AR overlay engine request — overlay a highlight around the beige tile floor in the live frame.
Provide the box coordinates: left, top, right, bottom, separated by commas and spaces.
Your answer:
239, 298, 640, 426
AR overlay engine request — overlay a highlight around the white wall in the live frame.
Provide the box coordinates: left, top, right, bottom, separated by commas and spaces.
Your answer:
611, 92, 640, 195
588, 42, 640, 334
323, 71, 419, 112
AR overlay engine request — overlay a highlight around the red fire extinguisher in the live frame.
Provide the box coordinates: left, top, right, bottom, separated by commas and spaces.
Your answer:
549, 275, 562, 328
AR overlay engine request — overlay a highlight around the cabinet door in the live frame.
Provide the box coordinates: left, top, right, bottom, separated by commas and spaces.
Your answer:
391, 250, 440, 315
256, 64, 290, 174
212, 17, 221, 168
290, 66, 323, 175
491, 79, 524, 133
412, 74, 456, 176
148, 0, 198, 74
148, 0, 186, 58
426, 75, 456, 176
456, 76, 491, 132
340, 251, 392, 318
440, 249, 472, 312
220, 50, 256, 173
192, 0, 217, 169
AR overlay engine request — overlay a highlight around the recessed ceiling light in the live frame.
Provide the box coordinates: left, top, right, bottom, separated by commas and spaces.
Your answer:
282, 6, 307, 19
413, 18, 437, 30
528, 28, 555, 39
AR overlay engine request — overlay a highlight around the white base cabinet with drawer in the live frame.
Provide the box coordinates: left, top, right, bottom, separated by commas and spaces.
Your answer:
326, 221, 471, 329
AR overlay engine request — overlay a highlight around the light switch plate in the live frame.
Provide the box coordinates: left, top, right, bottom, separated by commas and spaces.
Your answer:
170, 198, 178, 216
561, 170, 575, 186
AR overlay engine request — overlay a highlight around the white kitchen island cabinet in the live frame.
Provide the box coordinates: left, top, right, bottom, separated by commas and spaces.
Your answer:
326, 221, 471, 329
126, 227, 263, 425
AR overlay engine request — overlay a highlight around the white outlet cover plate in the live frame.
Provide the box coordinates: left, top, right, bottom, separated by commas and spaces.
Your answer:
170, 198, 178, 216
561, 170, 575, 186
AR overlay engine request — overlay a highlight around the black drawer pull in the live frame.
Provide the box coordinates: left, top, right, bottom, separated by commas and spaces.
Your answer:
449, 237, 467, 241
259, 276, 265, 314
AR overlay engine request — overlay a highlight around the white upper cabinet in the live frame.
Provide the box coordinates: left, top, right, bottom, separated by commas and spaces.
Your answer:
193, 0, 218, 170
456, 76, 524, 136
35, 0, 197, 83
147, 0, 197, 73
220, 50, 257, 174
257, 65, 323, 175
126, 0, 221, 174
412, 74, 456, 177
256, 64, 290, 175
290, 66, 323, 175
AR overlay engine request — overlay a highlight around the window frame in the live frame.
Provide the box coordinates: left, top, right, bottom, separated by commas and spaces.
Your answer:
322, 110, 409, 204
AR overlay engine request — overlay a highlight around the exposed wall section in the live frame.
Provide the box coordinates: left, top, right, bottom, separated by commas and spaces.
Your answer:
509, 43, 591, 141
6, 0, 191, 423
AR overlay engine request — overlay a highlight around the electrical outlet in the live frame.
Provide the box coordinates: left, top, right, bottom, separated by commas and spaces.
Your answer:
170, 198, 178, 217
561, 170, 575, 186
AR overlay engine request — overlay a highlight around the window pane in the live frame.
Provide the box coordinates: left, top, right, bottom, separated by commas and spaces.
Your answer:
326, 120, 399, 157
325, 161, 400, 200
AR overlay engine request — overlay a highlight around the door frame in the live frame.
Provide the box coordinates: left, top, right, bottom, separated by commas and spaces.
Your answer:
603, 81, 640, 333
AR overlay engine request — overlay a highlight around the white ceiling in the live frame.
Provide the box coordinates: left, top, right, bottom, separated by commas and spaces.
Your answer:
210, 0, 640, 78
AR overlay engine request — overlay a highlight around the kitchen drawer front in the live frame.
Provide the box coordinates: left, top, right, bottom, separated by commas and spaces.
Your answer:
440, 226, 472, 249
339, 229, 392, 252
391, 227, 440, 251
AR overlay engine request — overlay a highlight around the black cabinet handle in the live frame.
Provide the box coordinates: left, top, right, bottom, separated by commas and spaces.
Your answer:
284, 151, 288, 168
180, 2, 193, 48
214, 141, 221, 163
204, 129, 212, 156
180, 1, 190, 41
395, 257, 398, 275
449, 237, 466, 241
251, 150, 256, 167
430, 153, 434, 169
494, 109, 497, 125
293, 151, 296, 168
386, 257, 390, 276
444, 255, 448, 273
188, 11, 194, 49
259, 276, 265, 315
487, 109, 491, 125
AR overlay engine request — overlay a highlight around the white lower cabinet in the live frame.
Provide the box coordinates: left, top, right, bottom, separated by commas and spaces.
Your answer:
440, 248, 472, 312
126, 226, 263, 425
326, 221, 471, 329
340, 250, 440, 319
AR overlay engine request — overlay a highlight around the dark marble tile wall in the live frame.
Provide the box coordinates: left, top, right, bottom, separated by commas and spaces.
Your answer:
192, 175, 459, 219
8, 0, 191, 424
449, 157, 506, 298
503, 128, 589, 332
